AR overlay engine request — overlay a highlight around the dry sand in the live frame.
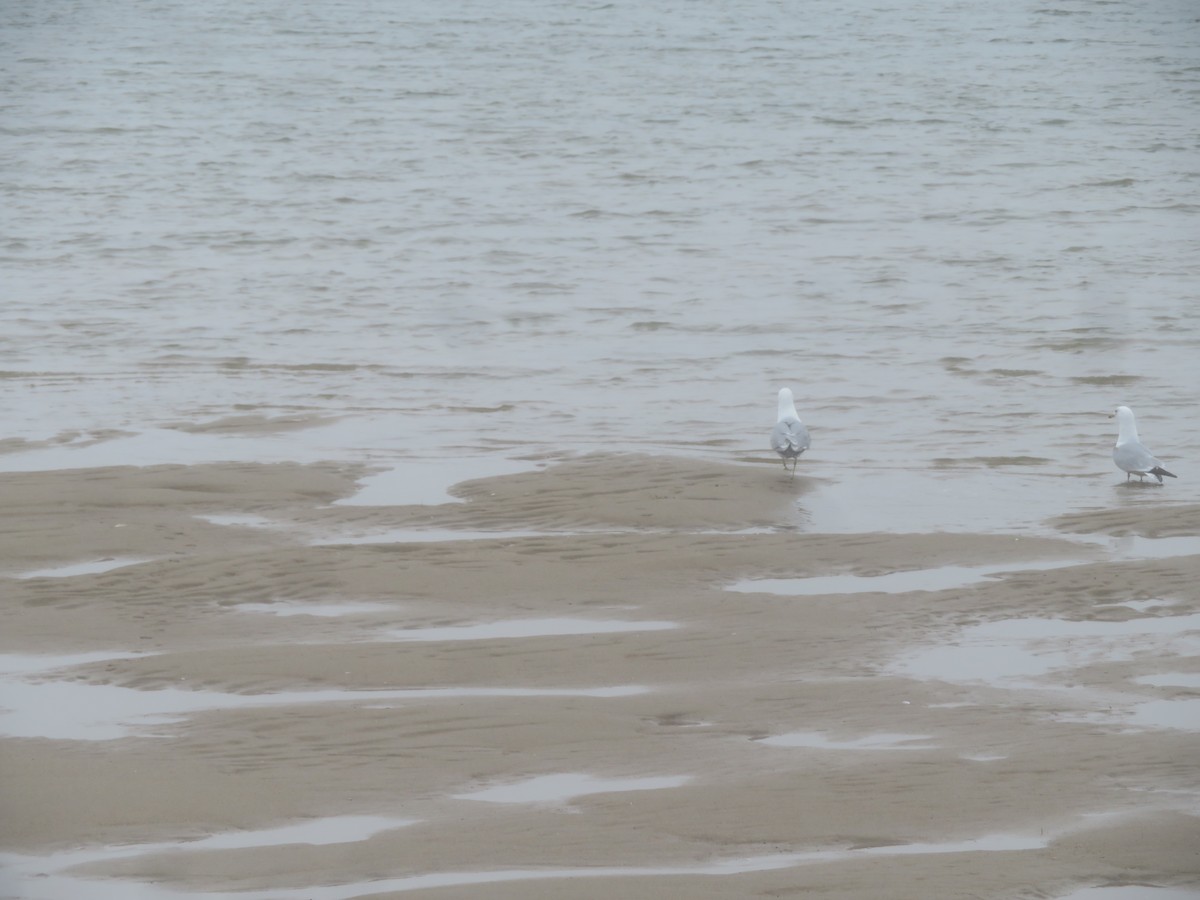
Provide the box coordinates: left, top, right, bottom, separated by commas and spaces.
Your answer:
0, 454, 1197, 899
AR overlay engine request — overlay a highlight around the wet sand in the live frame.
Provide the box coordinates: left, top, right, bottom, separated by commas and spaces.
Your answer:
1, 455, 1198, 899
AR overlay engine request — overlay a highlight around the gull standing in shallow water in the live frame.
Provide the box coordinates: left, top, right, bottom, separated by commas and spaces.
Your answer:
1111, 405, 1177, 484
770, 388, 810, 477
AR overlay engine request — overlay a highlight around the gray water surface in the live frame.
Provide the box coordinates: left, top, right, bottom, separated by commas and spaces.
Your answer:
3, 0, 1198, 532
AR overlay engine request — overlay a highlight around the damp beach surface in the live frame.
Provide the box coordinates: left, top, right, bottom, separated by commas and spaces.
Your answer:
1, 455, 1198, 900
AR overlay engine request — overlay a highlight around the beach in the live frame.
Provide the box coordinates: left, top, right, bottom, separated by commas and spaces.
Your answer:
1, 452, 1197, 898
5, 0, 1200, 895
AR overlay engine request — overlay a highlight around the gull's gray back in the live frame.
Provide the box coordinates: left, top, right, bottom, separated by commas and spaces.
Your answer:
771, 419, 810, 458
1113, 439, 1161, 473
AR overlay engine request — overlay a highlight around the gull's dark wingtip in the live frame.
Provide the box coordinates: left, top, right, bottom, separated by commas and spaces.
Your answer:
1150, 466, 1177, 480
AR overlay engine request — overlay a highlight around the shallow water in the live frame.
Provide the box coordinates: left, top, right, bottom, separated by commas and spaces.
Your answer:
2, 831, 1051, 900
1101, 536, 1200, 560
13, 557, 153, 579
333, 458, 541, 507
12, 815, 415, 870
758, 731, 937, 751
1125, 699, 1200, 732
891, 611, 1200, 689
314, 526, 550, 545
0, 651, 152, 676
0, 817, 418, 900
454, 773, 691, 805
730, 532, 1200, 596
3, 0, 1198, 534
729, 557, 1087, 596
1136, 673, 1200, 689
0, 665, 649, 741
195, 513, 279, 528
231, 600, 392, 617
1057, 888, 1200, 900
388, 617, 677, 642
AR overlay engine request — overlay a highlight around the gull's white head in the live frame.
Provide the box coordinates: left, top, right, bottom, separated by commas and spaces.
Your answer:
777, 387, 799, 422
1113, 405, 1138, 443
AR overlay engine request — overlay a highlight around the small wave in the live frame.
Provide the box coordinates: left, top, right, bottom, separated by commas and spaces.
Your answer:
508, 282, 574, 292
1082, 178, 1135, 188
1036, 337, 1124, 353
1069, 374, 1142, 386
933, 456, 1052, 469
630, 321, 673, 332
940, 356, 971, 366
440, 404, 516, 414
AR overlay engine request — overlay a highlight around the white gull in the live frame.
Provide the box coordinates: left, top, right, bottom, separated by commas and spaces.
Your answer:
770, 388, 810, 477
1111, 405, 1176, 484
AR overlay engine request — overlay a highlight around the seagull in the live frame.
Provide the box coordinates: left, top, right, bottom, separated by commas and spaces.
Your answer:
770, 388, 810, 477
1111, 405, 1176, 484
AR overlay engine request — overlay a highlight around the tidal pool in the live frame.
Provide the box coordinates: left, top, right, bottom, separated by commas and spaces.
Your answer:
388, 617, 677, 642
758, 731, 937, 751
0, 665, 649, 741
891, 612, 1200, 687
1136, 673, 1200, 689
727, 558, 1086, 596
455, 773, 691, 804
1, 830, 1051, 900
333, 458, 537, 507
195, 513, 280, 528
232, 601, 391, 617
14, 557, 153, 579
1056, 888, 1200, 900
